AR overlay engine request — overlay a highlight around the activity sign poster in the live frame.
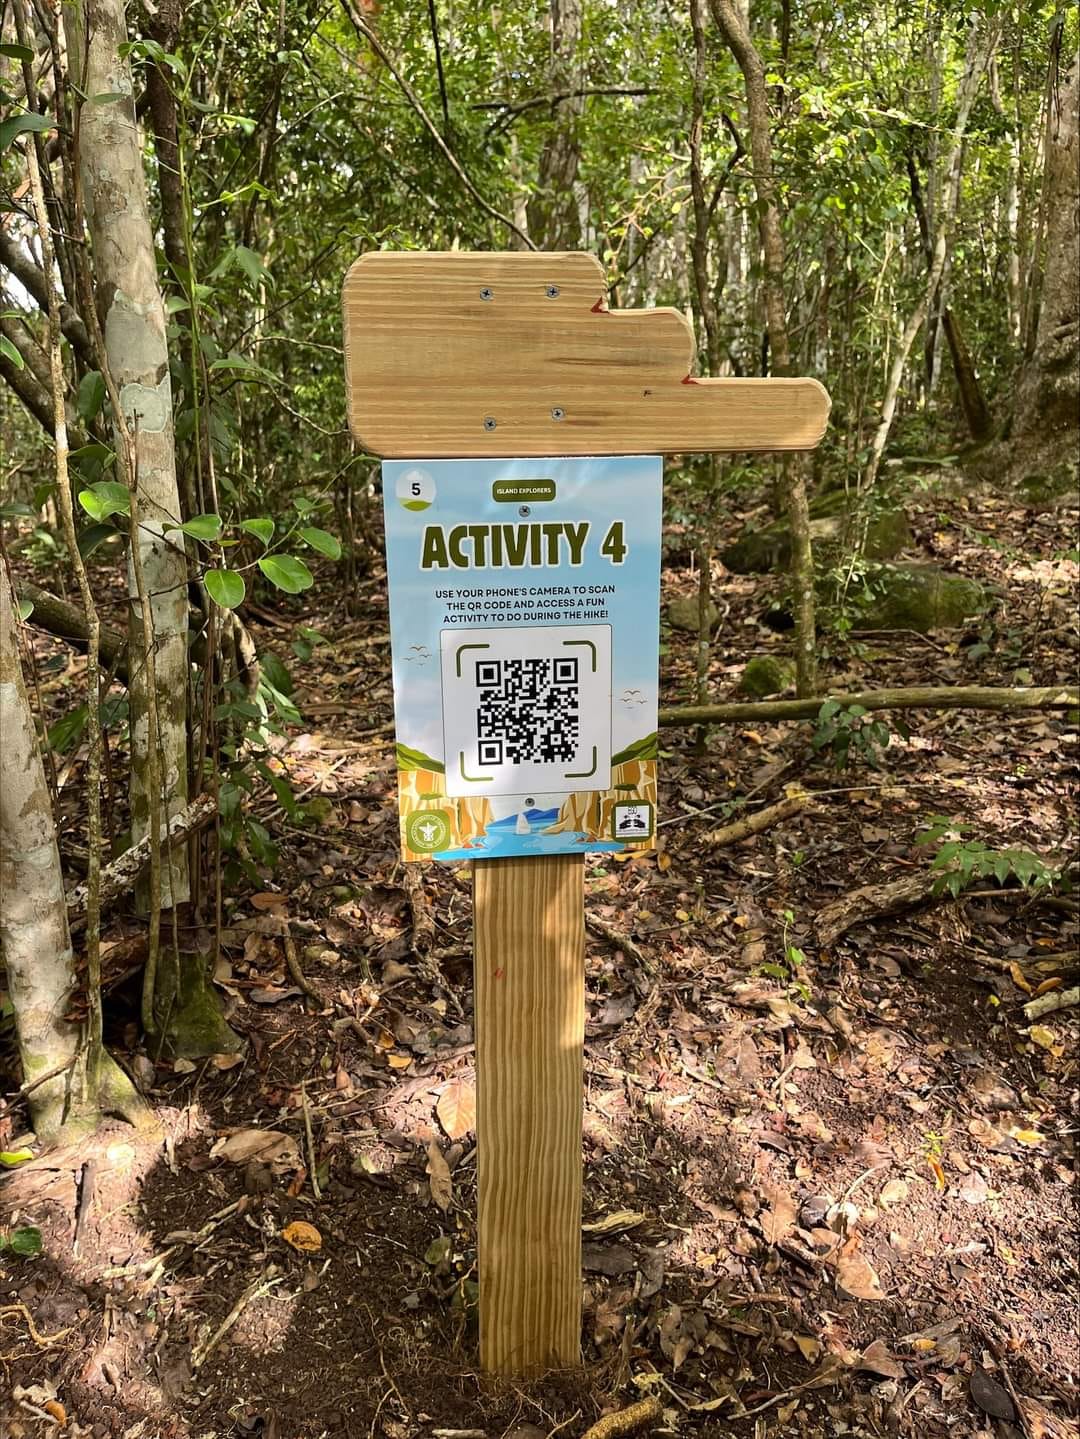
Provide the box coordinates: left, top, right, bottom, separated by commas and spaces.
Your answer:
382, 456, 662, 862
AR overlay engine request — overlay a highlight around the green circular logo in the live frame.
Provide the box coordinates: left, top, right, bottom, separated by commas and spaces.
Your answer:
406, 809, 451, 853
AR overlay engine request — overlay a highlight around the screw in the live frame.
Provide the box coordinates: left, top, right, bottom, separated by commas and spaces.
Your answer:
525, 797, 535, 807
480, 286, 494, 301
518, 505, 531, 517
551, 406, 565, 421
483, 416, 497, 431
546, 285, 560, 298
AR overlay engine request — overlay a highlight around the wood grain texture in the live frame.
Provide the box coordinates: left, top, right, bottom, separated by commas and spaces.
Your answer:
342, 251, 830, 457
473, 853, 585, 1373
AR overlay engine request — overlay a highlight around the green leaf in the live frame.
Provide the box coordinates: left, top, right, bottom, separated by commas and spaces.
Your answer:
9, 1226, 43, 1256
0, 1148, 34, 1168
76, 370, 106, 423
258, 554, 313, 594
48, 703, 88, 753
77, 522, 121, 559
234, 245, 271, 288
17, 597, 33, 620
205, 568, 246, 609
0, 333, 23, 369
0, 43, 35, 61
0, 111, 54, 151
299, 526, 341, 560
177, 513, 223, 541
240, 517, 274, 546
260, 651, 293, 695
78, 480, 129, 521
0, 500, 35, 518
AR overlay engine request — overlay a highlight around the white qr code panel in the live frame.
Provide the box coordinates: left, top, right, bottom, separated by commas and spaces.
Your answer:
440, 625, 611, 798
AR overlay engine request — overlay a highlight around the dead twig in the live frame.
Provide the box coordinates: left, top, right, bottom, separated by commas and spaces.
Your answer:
283, 934, 325, 1011
301, 1080, 322, 1201
1023, 985, 1079, 1021
191, 1269, 282, 1369
705, 793, 807, 848
585, 913, 650, 968
579, 1395, 662, 1439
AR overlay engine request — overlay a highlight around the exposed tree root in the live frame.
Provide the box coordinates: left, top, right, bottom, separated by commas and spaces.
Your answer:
579, 1395, 662, 1439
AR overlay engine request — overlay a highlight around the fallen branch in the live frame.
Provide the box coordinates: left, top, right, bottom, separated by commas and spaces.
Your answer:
705, 793, 807, 847
191, 1268, 283, 1369
580, 1395, 662, 1439
18, 582, 128, 682
815, 870, 937, 947
66, 792, 216, 927
1023, 986, 1079, 1021
283, 936, 325, 1011
585, 912, 649, 967
659, 684, 1079, 728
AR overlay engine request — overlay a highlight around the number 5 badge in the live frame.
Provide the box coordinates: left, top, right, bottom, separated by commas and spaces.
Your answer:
396, 467, 435, 511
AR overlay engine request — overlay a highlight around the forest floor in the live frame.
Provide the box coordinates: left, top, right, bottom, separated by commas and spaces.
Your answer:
2, 469, 1078, 1439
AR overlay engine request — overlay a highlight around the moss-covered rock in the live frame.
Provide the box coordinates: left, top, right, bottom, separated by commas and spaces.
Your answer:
722, 492, 912, 575
1016, 463, 1079, 510
154, 951, 243, 1058
739, 655, 796, 697
855, 564, 991, 632
667, 595, 719, 633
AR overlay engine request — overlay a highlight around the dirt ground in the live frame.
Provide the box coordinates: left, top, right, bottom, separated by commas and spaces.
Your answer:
2, 473, 1078, 1439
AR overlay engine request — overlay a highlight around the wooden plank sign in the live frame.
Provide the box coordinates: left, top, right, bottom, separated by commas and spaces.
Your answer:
343, 251, 829, 457
342, 250, 830, 1377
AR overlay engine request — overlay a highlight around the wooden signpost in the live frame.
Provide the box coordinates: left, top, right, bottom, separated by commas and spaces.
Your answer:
342, 251, 829, 1374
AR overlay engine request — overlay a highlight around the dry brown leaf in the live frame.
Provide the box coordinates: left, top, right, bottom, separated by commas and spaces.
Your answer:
878, 1179, 909, 1209
1009, 962, 1033, 994
44, 1400, 67, 1427
856, 1339, 902, 1378
282, 1220, 322, 1253
211, 1128, 302, 1170
760, 1186, 797, 1244
836, 1251, 886, 1301
426, 1140, 453, 1213
251, 892, 287, 911
436, 1079, 477, 1141
582, 1209, 647, 1236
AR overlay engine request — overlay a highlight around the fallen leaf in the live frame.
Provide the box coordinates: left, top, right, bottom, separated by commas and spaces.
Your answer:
387, 1052, 412, 1070
958, 1171, 989, 1206
0, 1148, 34, 1168
878, 1179, 908, 1209
211, 1128, 302, 1170
856, 1339, 902, 1378
426, 1140, 453, 1212
211, 1052, 244, 1070
581, 1243, 637, 1276
1010, 1128, 1047, 1146
44, 1400, 67, 1427
1009, 962, 1033, 994
436, 1079, 477, 1140
836, 1251, 886, 1301
1033, 977, 1063, 997
582, 1209, 647, 1236
1028, 1024, 1058, 1051
248, 986, 303, 1005
282, 1220, 322, 1253
970, 1366, 1015, 1422
251, 892, 287, 911
794, 1334, 821, 1363
760, 1186, 797, 1244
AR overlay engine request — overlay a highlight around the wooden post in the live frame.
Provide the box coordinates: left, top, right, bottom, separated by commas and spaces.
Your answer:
341, 250, 830, 1375
474, 854, 584, 1372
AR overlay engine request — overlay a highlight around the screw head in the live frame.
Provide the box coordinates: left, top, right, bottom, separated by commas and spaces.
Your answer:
546, 285, 560, 298
518, 505, 531, 517
479, 286, 494, 301
483, 416, 497, 431
551, 406, 565, 421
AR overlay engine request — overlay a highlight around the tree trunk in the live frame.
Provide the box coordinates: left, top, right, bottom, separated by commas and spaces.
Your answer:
1015, 51, 1079, 463
527, 0, 584, 248
709, 0, 817, 699
65, 0, 191, 911
0, 567, 145, 1140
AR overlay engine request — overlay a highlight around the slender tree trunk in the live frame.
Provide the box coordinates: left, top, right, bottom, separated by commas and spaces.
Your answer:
65, 0, 191, 910
709, 0, 817, 698
1, 565, 148, 1139
864, 17, 1000, 492
1015, 50, 1079, 460
527, 0, 584, 248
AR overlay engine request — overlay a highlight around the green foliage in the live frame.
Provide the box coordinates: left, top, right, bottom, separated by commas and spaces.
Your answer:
0, 1225, 43, 1256
811, 699, 897, 769
916, 816, 1063, 898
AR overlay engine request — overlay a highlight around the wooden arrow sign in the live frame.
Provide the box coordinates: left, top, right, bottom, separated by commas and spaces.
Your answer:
343, 251, 829, 458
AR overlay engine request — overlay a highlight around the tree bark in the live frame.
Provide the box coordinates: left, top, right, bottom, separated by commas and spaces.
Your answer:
1015, 51, 1079, 461
65, 0, 191, 909
527, 0, 584, 248
19, 582, 128, 681
0, 564, 83, 1141
864, 17, 999, 491
708, 0, 817, 699
659, 684, 1079, 727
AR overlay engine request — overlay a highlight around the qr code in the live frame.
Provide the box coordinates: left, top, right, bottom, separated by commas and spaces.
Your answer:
440, 625, 611, 797
475, 656, 579, 766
